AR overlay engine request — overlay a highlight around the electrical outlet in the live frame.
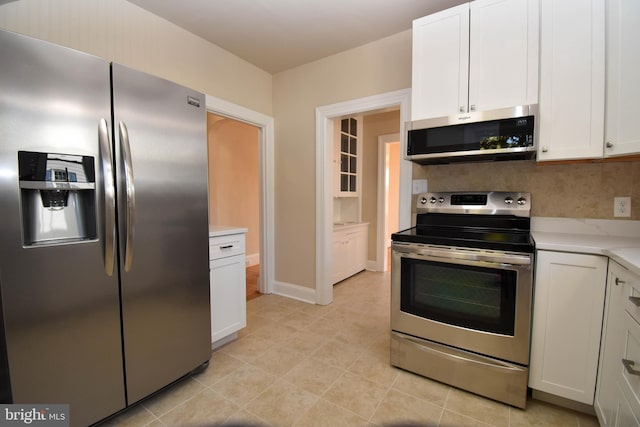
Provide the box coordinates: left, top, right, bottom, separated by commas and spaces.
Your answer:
614, 197, 631, 217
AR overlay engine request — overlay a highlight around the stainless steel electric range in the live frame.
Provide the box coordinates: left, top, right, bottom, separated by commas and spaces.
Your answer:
390, 191, 534, 408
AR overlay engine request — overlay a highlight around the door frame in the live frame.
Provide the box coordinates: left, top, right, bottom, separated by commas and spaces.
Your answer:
206, 94, 275, 294
315, 89, 412, 305
377, 133, 400, 272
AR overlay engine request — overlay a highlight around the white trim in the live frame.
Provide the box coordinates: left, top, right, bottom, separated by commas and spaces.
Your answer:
272, 280, 317, 305
377, 133, 400, 272
315, 89, 412, 305
205, 94, 275, 295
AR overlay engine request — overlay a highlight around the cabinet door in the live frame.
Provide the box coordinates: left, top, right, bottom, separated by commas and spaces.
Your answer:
412, 4, 469, 120
614, 385, 640, 427
537, 0, 605, 161
334, 118, 360, 197
347, 226, 367, 274
210, 255, 247, 343
605, 0, 640, 157
332, 230, 352, 284
469, 0, 539, 112
529, 251, 607, 404
596, 261, 629, 427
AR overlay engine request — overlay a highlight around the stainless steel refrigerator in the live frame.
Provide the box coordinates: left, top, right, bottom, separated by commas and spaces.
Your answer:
0, 29, 211, 426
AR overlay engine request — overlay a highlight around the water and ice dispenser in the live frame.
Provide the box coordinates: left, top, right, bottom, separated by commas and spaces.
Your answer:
18, 151, 97, 246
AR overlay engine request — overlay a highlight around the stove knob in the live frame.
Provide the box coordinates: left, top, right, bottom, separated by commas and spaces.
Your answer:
504, 196, 514, 204
430, 197, 437, 204
438, 197, 445, 203
420, 197, 428, 205
517, 197, 527, 205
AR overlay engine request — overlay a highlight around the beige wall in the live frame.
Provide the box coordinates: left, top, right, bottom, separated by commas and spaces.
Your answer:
362, 111, 401, 261
207, 114, 261, 258
413, 160, 640, 220
272, 30, 412, 289
0, 0, 272, 116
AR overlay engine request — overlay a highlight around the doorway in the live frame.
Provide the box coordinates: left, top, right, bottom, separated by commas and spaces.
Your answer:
207, 113, 261, 300
377, 134, 400, 272
316, 89, 412, 305
205, 94, 275, 297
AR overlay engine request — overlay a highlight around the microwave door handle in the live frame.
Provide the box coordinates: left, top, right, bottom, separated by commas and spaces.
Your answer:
99, 118, 116, 276
119, 121, 136, 272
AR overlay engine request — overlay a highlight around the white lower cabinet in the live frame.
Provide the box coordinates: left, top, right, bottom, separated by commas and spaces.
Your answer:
529, 250, 608, 404
331, 223, 368, 284
209, 230, 247, 347
596, 260, 640, 427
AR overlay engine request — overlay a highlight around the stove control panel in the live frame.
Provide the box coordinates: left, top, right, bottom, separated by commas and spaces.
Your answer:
417, 191, 531, 217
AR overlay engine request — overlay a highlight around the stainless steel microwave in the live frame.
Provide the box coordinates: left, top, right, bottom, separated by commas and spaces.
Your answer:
406, 105, 538, 165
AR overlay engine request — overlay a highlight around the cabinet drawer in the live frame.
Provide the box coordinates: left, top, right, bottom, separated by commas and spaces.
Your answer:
621, 311, 640, 419
209, 233, 245, 260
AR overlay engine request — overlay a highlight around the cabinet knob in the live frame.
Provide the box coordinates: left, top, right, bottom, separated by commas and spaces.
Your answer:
606, 141, 614, 148
541, 147, 549, 153
615, 277, 627, 286
459, 106, 465, 113
470, 105, 476, 112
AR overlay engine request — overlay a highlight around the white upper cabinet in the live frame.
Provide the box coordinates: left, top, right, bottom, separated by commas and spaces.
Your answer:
412, 4, 469, 120
333, 117, 361, 198
411, 0, 538, 121
604, 0, 640, 157
469, 0, 539, 113
537, 0, 605, 161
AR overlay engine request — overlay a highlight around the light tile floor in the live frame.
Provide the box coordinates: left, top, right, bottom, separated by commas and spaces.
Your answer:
100, 271, 600, 427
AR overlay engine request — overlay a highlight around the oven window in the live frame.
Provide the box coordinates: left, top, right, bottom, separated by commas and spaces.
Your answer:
400, 258, 517, 335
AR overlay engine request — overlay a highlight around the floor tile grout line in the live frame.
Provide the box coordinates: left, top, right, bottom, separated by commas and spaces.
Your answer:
365, 366, 400, 424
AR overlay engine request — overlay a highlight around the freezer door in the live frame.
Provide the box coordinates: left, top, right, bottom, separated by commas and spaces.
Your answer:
0, 30, 126, 426
111, 64, 211, 404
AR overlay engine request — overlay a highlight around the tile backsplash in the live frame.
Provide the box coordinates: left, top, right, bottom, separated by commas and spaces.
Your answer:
412, 159, 640, 220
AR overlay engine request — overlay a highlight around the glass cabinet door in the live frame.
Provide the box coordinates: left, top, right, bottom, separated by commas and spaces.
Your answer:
338, 118, 358, 195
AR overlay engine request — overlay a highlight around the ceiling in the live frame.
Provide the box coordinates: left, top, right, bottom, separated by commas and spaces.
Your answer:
127, 0, 467, 74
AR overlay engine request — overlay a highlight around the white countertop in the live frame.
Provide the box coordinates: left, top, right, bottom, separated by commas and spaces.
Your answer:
333, 221, 369, 231
605, 247, 640, 277
532, 217, 640, 275
208, 225, 248, 238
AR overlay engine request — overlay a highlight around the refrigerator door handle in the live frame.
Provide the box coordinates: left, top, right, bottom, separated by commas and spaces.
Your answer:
99, 118, 116, 276
119, 121, 136, 272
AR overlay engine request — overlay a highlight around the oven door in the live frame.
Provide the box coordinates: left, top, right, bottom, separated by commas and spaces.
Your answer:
391, 242, 533, 365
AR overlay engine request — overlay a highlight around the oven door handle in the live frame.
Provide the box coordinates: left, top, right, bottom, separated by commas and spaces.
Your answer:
394, 244, 532, 267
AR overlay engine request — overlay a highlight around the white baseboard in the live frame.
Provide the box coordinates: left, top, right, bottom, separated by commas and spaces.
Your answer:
271, 280, 316, 305
246, 253, 260, 267
366, 260, 378, 271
